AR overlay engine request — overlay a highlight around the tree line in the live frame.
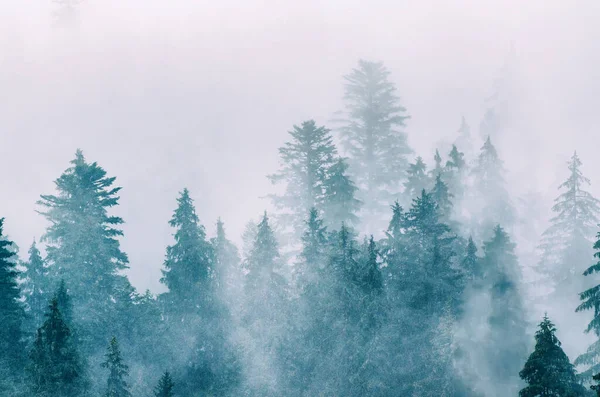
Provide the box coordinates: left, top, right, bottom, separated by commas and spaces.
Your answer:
2, 59, 600, 396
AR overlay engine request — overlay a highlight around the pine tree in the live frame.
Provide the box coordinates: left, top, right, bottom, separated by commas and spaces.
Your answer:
337, 59, 412, 230
268, 120, 338, 240
445, 144, 467, 200
28, 297, 86, 397
0, 218, 26, 378
403, 156, 430, 202
37, 150, 132, 348
461, 236, 481, 281
21, 240, 49, 329
160, 188, 214, 313
53, 279, 73, 322
431, 174, 454, 222
538, 152, 600, 298
212, 218, 241, 291
431, 149, 444, 179
101, 337, 131, 397
519, 314, 585, 397
321, 158, 361, 229
471, 137, 514, 234
154, 371, 175, 397
482, 225, 528, 394
297, 208, 328, 287
576, 230, 600, 380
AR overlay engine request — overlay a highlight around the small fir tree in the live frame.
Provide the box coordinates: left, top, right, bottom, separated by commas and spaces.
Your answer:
519, 314, 585, 397
101, 336, 131, 397
154, 371, 175, 397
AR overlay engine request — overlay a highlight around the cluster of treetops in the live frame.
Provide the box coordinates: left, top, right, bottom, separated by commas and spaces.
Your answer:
2, 59, 600, 396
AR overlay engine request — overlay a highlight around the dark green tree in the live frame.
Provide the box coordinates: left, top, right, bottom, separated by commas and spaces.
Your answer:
592, 372, 600, 397
461, 236, 481, 281
321, 158, 361, 229
28, 297, 86, 397
403, 156, 430, 202
154, 371, 175, 397
21, 240, 49, 330
0, 218, 26, 379
337, 59, 412, 230
519, 314, 585, 397
268, 120, 339, 240
160, 188, 214, 313
101, 337, 131, 397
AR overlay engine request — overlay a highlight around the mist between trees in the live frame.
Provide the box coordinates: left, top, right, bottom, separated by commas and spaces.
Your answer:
3, 58, 600, 397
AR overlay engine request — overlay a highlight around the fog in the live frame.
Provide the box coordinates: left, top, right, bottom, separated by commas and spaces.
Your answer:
2, 2, 600, 392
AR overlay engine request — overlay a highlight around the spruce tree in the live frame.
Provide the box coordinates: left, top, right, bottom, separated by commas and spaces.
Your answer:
538, 152, 600, 299
297, 208, 328, 288
431, 148, 444, 179
28, 297, 86, 397
55, 279, 73, 326
321, 158, 362, 230
268, 120, 338, 240
471, 136, 514, 234
461, 236, 481, 281
21, 240, 49, 330
481, 225, 528, 394
403, 156, 430, 203
576, 230, 600, 380
337, 59, 412, 231
431, 174, 454, 222
154, 371, 175, 397
211, 218, 241, 291
37, 150, 132, 349
0, 218, 26, 377
445, 144, 467, 200
160, 188, 214, 313
101, 337, 131, 397
519, 314, 585, 397
454, 116, 474, 158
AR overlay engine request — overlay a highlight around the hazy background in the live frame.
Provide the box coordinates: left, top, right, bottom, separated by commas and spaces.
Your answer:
1, 0, 599, 295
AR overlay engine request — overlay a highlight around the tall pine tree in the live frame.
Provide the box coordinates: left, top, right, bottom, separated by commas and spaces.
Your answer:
403, 156, 430, 203
37, 150, 133, 350
337, 59, 412, 232
321, 158, 361, 230
0, 218, 26, 379
160, 188, 214, 314
268, 120, 339, 240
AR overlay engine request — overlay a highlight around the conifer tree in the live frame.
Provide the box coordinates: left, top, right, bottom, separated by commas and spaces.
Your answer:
55, 279, 73, 326
454, 116, 474, 159
481, 225, 528, 394
592, 373, 600, 397
461, 236, 481, 281
337, 59, 412, 230
519, 314, 585, 397
471, 137, 514, 234
0, 218, 26, 378
22, 240, 48, 329
28, 297, 86, 397
211, 218, 241, 291
268, 120, 339, 239
575, 230, 600, 380
431, 149, 444, 179
160, 188, 214, 313
101, 337, 131, 397
37, 150, 133, 349
445, 144, 467, 200
431, 174, 454, 222
538, 152, 600, 298
403, 156, 430, 202
321, 158, 362, 229
154, 371, 175, 397
297, 208, 328, 288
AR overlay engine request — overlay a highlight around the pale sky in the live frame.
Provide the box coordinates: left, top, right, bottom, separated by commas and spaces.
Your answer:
1, 0, 599, 293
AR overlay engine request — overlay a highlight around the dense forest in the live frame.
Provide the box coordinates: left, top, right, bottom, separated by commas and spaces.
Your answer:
2, 58, 600, 397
